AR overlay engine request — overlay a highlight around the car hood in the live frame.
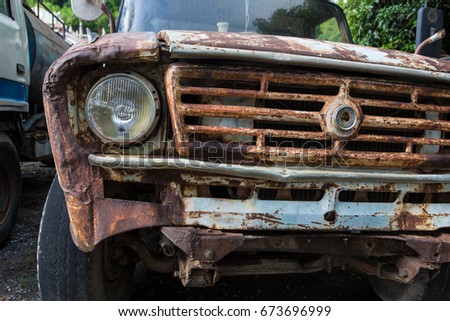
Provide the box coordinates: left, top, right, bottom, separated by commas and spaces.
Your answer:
158, 30, 450, 83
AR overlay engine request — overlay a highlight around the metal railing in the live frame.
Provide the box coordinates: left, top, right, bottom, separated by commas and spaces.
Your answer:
35, 1, 67, 39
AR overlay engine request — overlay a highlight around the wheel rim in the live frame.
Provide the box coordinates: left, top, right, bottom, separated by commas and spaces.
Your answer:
0, 160, 13, 224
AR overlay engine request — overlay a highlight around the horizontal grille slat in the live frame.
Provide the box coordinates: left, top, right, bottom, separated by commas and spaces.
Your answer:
166, 64, 450, 169
186, 125, 327, 141
355, 134, 450, 146
181, 86, 334, 103
184, 104, 321, 124
363, 116, 450, 131
355, 99, 450, 113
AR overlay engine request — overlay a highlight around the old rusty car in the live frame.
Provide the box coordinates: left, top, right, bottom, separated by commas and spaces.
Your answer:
38, 0, 450, 300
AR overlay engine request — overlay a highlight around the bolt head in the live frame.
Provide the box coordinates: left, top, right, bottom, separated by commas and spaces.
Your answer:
203, 249, 214, 260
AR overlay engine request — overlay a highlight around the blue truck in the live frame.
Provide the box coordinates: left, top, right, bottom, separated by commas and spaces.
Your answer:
0, 0, 69, 242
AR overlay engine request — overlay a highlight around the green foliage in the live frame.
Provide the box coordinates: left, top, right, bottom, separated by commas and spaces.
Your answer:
253, 4, 344, 41
254, 7, 315, 37
316, 18, 343, 42
26, 0, 37, 6
338, 0, 450, 53
26, 0, 120, 34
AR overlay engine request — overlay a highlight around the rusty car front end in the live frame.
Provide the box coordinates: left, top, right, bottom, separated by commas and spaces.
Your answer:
40, 0, 450, 299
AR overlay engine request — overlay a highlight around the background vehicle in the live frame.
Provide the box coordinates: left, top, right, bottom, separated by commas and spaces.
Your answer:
0, 0, 69, 243
39, 0, 450, 300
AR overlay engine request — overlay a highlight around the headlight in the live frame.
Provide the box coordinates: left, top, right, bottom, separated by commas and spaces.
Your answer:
86, 73, 160, 145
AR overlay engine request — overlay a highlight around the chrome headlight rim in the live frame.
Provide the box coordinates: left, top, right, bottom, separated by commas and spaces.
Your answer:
85, 72, 160, 146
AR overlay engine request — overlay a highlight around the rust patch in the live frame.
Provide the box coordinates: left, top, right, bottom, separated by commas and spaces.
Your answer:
94, 199, 171, 247
158, 31, 450, 72
405, 234, 450, 263
161, 227, 244, 262
394, 211, 435, 230
322, 182, 340, 190
420, 183, 444, 194
246, 213, 283, 226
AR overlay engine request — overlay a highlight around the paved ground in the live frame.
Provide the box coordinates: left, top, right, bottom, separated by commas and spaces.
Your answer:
0, 162, 380, 301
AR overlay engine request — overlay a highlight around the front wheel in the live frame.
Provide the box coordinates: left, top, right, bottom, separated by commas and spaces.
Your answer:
0, 132, 21, 243
369, 265, 450, 300
37, 176, 136, 300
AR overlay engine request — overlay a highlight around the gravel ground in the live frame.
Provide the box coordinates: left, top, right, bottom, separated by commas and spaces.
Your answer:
0, 162, 379, 301
0, 162, 55, 301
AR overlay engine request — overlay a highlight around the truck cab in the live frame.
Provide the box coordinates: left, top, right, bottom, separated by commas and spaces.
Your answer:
0, 0, 29, 113
0, 0, 69, 242
38, 0, 450, 300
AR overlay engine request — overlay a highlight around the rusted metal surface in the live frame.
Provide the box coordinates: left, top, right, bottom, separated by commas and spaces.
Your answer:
218, 257, 328, 277
218, 255, 436, 284
63, 32, 159, 63
160, 227, 244, 287
120, 234, 173, 273
339, 256, 427, 284
395, 256, 438, 283
94, 199, 171, 246
161, 227, 244, 262
239, 233, 450, 266
178, 190, 450, 232
44, 27, 450, 265
157, 228, 446, 285
238, 234, 415, 258
216, 256, 416, 283
159, 31, 450, 83
43, 32, 159, 252
189, 176, 446, 231
404, 234, 450, 263
89, 159, 450, 234
165, 63, 450, 170
90, 157, 450, 232
89, 155, 450, 184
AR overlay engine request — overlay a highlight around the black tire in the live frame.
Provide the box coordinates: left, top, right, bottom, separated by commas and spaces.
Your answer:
370, 264, 450, 300
37, 176, 136, 300
0, 132, 21, 243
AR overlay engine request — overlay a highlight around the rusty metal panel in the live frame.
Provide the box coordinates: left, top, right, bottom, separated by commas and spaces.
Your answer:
88, 155, 450, 184
404, 234, 450, 263
173, 176, 450, 232
161, 227, 244, 262
44, 29, 450, 252
238, 234, 414, 258
165, 64, 450, 170
63, 32, 159, 63
179, 193, 450, 232
159, 31, 450, 83
94, 199, 171, 246
89, 155, 450, 232
156, 227, 450, 284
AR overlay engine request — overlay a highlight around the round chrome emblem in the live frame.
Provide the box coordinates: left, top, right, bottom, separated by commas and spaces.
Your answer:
324, 101, 361, 139
334, 105, 357, 131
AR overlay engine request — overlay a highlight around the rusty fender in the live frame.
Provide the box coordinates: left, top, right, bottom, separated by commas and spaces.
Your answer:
43, 32, 162, 252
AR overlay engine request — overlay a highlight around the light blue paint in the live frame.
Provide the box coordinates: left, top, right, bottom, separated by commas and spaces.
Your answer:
182, 183, 450, 232
88, 155, 450, 232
